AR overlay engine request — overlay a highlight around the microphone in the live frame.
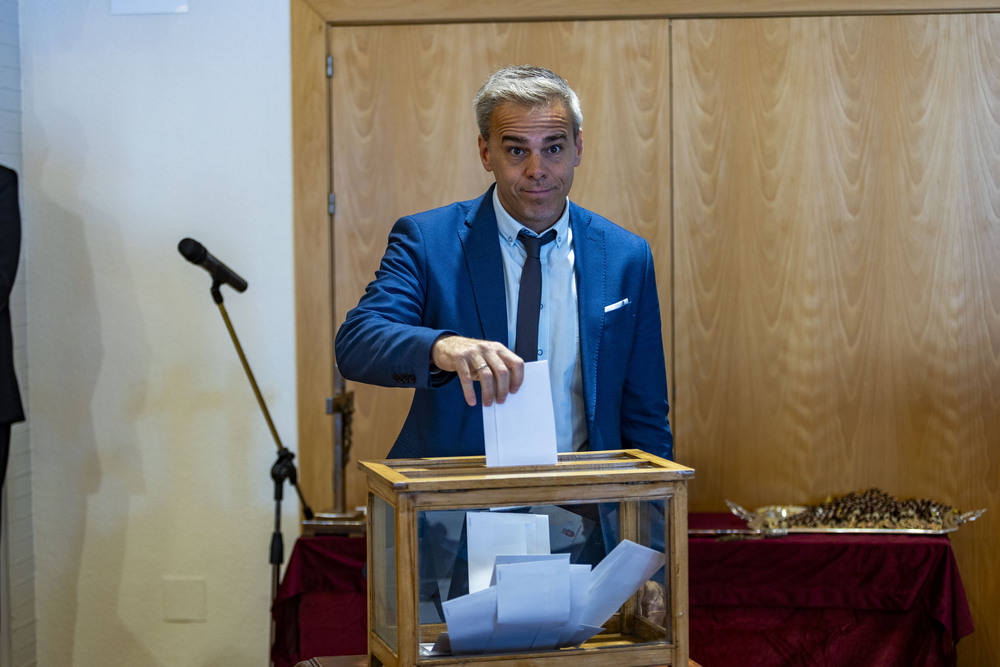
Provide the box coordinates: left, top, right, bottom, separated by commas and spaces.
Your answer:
178, 238, 249, 293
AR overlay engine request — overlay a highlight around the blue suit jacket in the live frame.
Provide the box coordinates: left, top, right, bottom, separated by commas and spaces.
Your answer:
335, 186, 672, 460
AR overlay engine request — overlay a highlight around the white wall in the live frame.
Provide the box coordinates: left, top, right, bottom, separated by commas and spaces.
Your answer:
20, 2, 299, 664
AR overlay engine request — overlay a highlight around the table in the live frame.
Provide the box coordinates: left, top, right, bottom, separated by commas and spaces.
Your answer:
687, 513, 974, 666
272, 535, 367, 667
294, 658, 366, 667
293, 658, 704, 667
273, 516, 975, 667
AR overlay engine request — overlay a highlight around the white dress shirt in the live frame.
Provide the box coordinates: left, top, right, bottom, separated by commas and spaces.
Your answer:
492, 188, 587, 452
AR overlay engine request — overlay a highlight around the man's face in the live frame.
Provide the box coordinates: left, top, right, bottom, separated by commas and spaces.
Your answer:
478, 101, 583, 233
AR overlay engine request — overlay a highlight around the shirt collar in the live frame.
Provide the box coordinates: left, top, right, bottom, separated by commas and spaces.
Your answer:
492, 187, 571, 248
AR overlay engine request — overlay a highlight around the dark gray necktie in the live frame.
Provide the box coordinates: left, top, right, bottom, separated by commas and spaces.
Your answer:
515, 229, 557, 362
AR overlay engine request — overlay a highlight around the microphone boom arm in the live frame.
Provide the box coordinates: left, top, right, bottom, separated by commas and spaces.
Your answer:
212, 279, 314, 520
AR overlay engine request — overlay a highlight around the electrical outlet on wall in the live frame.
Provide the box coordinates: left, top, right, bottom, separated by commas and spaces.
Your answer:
162, 575, 207, 622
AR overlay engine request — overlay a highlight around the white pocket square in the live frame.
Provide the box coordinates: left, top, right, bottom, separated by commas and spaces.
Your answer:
604, 298, 630, 313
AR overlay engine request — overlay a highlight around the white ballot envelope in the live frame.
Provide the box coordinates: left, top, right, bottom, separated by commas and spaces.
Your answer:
580, 539, 665, 629
441, 586, 496, 655
466, 511, 550, 593
483, 360, 558, 467
441, 512, 665, 655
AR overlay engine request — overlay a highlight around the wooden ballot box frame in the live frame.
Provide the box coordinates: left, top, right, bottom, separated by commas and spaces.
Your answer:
359, 450, 694, 667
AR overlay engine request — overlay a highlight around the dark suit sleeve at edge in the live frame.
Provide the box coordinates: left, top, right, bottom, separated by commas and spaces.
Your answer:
0, 167, 22, 299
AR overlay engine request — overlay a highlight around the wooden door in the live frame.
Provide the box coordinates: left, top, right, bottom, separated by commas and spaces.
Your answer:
329, 20, 672, 509
672, 14, 1000, 663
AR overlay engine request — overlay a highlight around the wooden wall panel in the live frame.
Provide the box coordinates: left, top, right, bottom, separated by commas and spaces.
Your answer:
293, 5, 1000, 664
672, 14, 1000, 663
329, 20, 672, 509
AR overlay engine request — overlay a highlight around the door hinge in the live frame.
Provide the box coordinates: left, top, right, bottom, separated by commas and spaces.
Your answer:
329, 193, 336, 216
327, 55, 333, 78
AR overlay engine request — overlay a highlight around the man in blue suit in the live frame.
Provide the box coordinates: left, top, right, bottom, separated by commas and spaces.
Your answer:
335, 65, 672, 462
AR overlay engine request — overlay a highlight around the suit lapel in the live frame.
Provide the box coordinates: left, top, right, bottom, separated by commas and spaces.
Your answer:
571, 203, 605, 427
460, 187, 509, 345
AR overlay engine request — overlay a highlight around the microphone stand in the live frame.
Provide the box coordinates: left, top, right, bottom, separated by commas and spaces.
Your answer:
207, 280, 314, 665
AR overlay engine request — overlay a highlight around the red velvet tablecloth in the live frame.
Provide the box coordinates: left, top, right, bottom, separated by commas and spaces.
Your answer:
271, 517, 974, 667
271, 535, 367, 667
688, 513, 974, 667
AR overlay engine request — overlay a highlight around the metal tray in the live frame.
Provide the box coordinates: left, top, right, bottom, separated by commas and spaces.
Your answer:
723, 499, 987, 537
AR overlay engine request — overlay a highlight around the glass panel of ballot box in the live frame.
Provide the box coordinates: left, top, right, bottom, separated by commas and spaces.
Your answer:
361, 450, 693, 667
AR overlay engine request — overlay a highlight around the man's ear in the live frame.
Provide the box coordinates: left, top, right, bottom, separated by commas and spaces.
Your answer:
574, 129, 583, 167
478, 135, 493, 172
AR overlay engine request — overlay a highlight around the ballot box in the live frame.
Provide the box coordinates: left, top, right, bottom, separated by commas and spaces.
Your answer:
359, 450, 694, 667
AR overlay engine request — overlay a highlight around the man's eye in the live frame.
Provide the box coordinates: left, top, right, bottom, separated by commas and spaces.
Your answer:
509, 147, 524, 156
547, 145, 563, 154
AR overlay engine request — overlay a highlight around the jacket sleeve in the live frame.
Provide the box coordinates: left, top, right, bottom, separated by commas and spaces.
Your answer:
335, 214, 457, 389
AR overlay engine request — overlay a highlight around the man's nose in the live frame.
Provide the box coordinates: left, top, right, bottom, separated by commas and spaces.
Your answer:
524, 151, 545, 178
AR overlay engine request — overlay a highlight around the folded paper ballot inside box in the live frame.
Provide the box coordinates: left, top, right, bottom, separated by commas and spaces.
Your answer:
435, 511, 665, 655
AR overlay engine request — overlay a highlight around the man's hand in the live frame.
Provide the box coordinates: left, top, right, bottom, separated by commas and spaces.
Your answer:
431, 335, 524, 407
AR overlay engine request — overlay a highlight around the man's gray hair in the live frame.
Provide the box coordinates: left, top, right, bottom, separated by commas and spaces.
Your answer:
474, 65, 583, 141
